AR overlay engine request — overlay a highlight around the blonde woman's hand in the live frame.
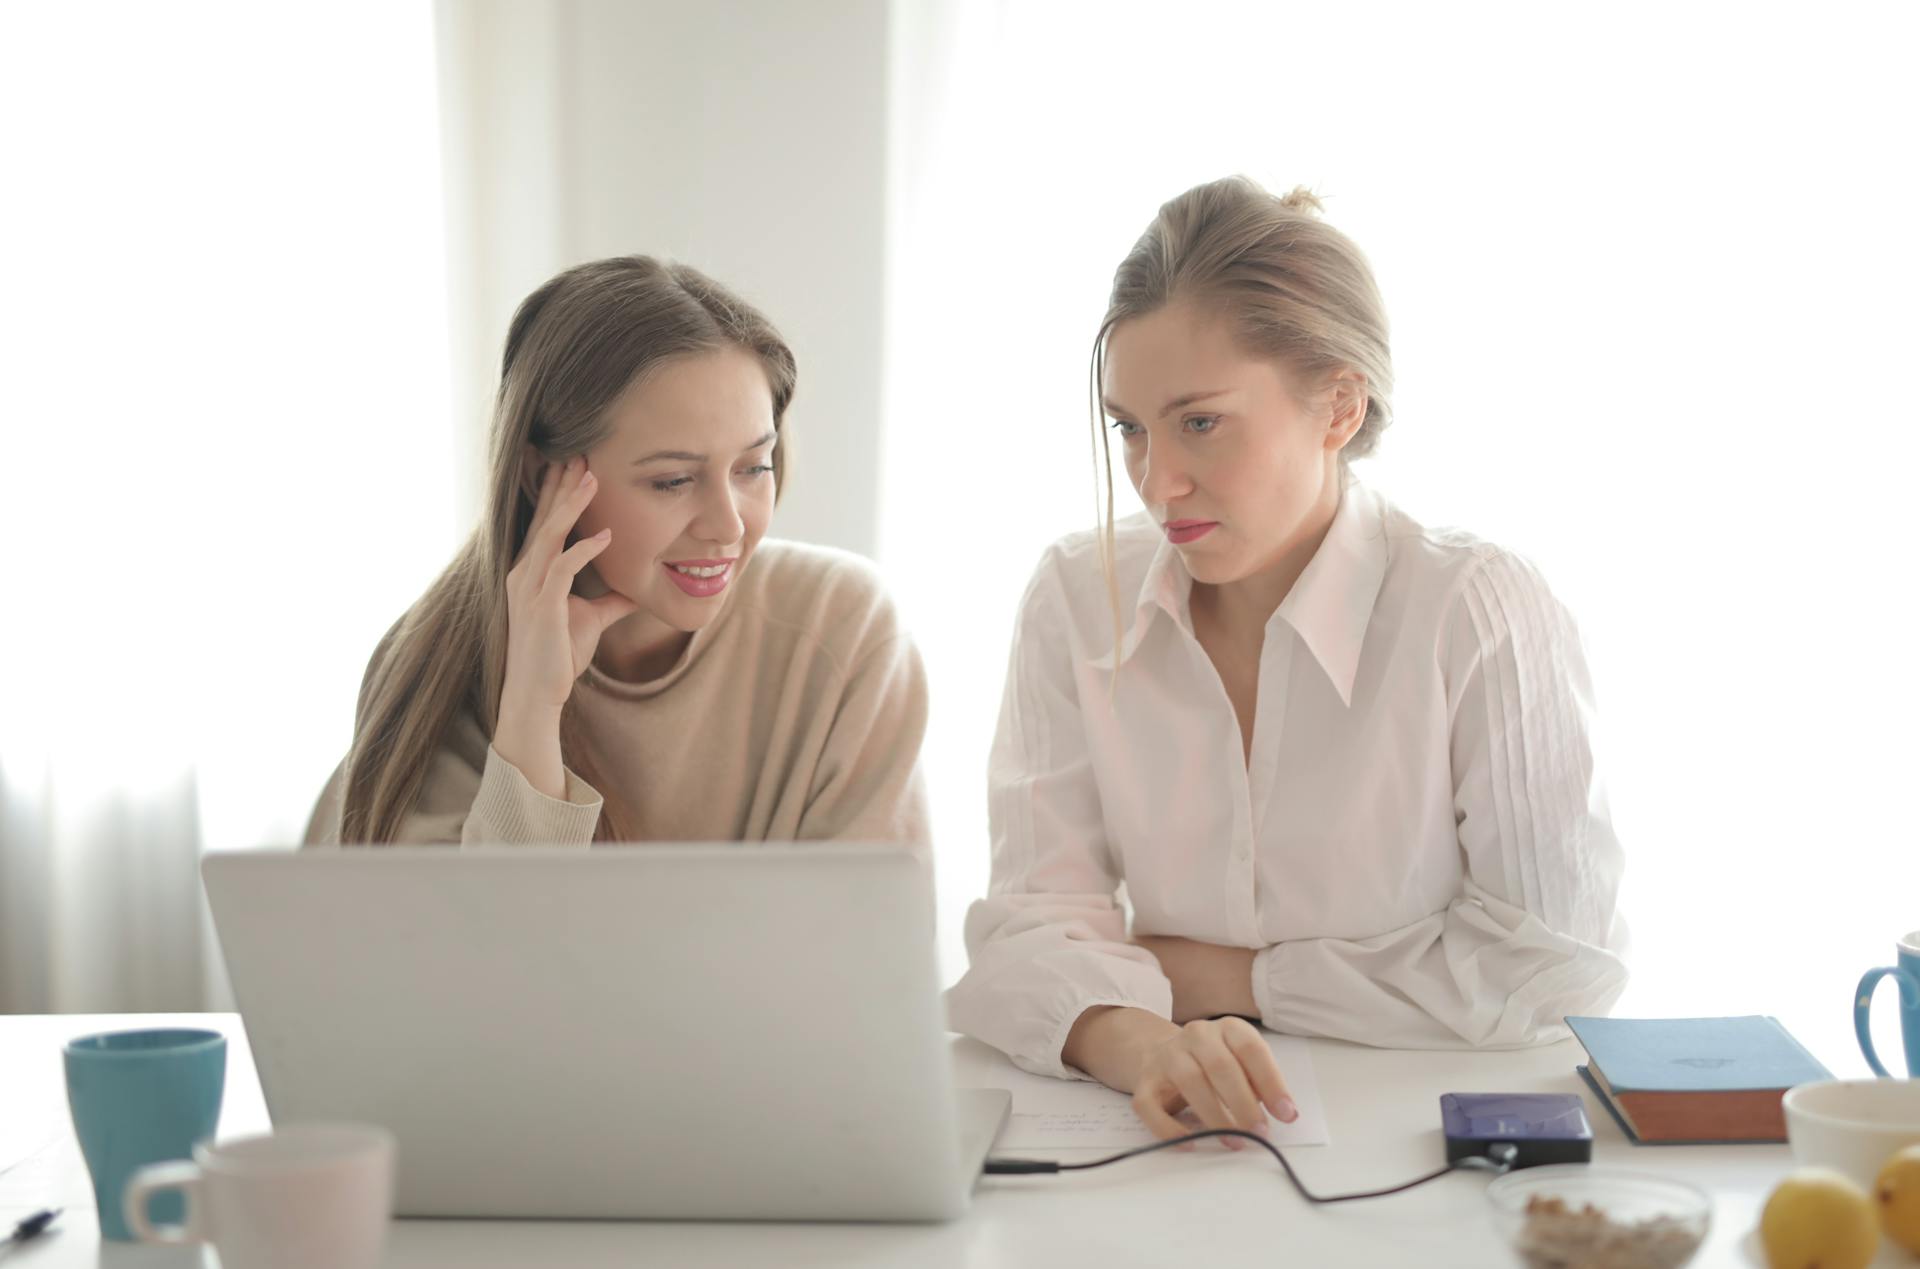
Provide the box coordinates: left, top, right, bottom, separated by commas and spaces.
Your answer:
1063, 1007, 1298, 1150
1129, 1016, 1298, 1150
494, 456, 638, 796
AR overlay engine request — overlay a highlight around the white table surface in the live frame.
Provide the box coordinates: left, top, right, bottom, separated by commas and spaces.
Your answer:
0, 1012, 1854, 1268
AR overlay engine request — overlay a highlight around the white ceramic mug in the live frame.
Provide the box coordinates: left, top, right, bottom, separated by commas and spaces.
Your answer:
123, 1122, 395, 1269
1782, 1078, 1920, 1190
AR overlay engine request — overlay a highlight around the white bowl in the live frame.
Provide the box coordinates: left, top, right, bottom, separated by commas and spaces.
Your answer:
1783, 1078, 1920, 1190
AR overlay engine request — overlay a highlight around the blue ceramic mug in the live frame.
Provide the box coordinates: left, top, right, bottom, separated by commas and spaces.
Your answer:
1856, 930, 1920, 1078
64, 1028, 226, 1241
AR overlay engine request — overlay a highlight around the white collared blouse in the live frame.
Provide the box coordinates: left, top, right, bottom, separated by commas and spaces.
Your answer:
946, 481, 1629, 1080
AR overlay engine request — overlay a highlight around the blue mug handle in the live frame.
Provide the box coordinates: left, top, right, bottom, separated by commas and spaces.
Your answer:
1855, 965, 1920, 1077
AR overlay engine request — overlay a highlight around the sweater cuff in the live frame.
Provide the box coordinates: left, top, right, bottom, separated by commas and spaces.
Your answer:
465, 745, 604, 846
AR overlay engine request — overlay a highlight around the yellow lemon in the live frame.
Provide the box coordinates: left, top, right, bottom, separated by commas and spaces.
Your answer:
1760, 1167, 1880, 1269
1876, 1143, 1920, 1255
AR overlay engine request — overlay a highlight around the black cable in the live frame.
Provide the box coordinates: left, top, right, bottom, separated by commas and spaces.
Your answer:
0, 1209, 61, 1259
985, 1134, 1519, 1204
5, 1210, 60, 1243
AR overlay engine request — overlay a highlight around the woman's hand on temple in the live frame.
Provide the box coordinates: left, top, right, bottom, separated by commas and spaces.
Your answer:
494, 456, 638, 797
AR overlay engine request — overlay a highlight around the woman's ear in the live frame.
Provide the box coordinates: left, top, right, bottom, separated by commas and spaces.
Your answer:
519, 443, 548, 502
1323, 370, 1369, 453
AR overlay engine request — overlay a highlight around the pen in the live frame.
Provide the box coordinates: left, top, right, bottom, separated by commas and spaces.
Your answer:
5, 1209, 60, 1244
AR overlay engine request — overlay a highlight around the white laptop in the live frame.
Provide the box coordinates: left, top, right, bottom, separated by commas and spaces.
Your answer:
201, 844, 1009, 1222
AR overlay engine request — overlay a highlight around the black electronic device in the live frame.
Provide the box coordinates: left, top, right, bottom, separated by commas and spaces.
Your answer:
1440, 1092, 1594, 1168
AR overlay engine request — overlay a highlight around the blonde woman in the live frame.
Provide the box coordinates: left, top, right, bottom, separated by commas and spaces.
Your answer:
947, 179, 1627, 1144
306, 257, 927, 847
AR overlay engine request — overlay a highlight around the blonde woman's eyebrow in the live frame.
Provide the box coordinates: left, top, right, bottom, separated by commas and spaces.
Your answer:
1101, 388, 1232, 420
632, 430, 778, 464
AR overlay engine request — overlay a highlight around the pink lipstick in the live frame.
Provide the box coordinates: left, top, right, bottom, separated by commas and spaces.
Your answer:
1163, 520, 1218, 545
663, 558, 736, 598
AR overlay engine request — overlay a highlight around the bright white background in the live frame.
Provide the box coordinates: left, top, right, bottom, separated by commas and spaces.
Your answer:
0, 2, 458, 1009
882, 1, 1920, 1068
2, 2, 1915, 1077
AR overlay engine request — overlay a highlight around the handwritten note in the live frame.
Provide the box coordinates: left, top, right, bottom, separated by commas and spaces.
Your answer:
991, 1033, 1329, 1150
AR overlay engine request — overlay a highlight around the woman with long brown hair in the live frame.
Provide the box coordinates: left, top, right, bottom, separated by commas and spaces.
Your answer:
306, 256, 926, 848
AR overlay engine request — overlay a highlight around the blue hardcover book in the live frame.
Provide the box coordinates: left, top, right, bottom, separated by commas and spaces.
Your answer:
1566, 1015, 1831, 1145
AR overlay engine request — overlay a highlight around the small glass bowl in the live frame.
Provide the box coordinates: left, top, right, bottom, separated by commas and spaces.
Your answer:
1486, 1165, 1712, 1268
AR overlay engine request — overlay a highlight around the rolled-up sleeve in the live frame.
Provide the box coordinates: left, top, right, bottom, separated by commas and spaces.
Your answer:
1251, 549, 1629, 1048
944, 555, 1172, 1079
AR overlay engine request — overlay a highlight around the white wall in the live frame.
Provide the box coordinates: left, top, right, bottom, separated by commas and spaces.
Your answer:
437, 0, 891, 555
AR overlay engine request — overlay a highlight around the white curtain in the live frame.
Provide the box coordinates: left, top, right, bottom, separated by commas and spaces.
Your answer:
0, 2, 457, 1012
882, 0, 1920, 1069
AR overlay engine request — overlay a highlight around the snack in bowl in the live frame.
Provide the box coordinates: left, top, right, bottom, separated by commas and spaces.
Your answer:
1487, 1165, 1710, 1269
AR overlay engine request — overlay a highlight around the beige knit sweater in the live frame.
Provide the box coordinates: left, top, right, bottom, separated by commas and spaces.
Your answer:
304, 540, 930, 847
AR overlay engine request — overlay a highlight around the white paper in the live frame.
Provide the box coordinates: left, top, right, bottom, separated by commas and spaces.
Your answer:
0, 1104, 57, 1172
991, 1033, 1328, 1150
0, 1107, 62, 1202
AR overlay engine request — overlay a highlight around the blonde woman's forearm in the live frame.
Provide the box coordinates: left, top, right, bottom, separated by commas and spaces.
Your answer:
1062, 1005, 1180, 1091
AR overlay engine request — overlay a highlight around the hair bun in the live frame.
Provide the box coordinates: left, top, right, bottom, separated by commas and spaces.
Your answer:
1277, 185, 1324, 216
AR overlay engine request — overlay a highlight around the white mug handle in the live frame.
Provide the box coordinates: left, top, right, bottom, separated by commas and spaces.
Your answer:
123, 1160, 209, 1245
